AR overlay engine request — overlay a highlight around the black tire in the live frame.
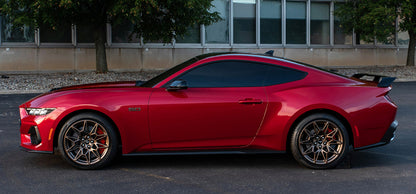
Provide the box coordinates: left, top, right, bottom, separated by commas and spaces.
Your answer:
290, 113, 349, 169
58, 113, 119, 169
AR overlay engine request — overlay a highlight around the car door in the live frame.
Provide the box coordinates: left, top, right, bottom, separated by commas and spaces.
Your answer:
148, 60, 269, 149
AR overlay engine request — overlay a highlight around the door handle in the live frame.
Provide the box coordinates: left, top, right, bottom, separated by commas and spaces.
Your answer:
238, 98, 263, 104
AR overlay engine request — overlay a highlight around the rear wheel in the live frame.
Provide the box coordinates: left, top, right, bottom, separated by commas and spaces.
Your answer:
290, 113, 349, 169
58, 113, 118, 169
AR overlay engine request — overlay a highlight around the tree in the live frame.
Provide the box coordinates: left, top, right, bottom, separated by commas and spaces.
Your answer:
0, 0, 220, 73
334, 0, 416, 66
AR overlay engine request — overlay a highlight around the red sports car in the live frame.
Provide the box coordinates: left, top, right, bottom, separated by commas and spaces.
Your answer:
19, 52, 397, 169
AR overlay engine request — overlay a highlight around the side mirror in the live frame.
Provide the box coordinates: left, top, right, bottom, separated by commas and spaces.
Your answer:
166, 80, 188, 91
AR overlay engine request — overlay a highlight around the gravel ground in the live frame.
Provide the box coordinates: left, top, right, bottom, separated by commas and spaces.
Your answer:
1, 66, 416, 93
0, 71, 162, 93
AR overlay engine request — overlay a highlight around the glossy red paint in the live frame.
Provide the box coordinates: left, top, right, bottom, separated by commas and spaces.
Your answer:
19, 53, 397, 157
149, 87, 267, 149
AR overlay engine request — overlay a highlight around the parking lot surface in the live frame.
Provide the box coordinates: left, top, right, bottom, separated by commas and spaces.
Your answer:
0, 82, 415, 193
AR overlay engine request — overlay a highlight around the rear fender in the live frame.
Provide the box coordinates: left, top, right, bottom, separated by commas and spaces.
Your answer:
282, 104, 357, 150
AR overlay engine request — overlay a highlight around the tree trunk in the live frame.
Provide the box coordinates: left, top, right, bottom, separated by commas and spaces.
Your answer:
406, 31, 416, 67
95, 24, 108, 73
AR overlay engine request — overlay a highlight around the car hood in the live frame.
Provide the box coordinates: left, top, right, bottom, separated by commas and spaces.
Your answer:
21, 81, 149, 108
50, 81, 139, 92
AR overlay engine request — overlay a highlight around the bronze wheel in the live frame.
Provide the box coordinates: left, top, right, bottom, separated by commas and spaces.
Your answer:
298, 120, 344, 165
63, 119, 109, 165
291, 113, 349, 169
58, 113, 118, 169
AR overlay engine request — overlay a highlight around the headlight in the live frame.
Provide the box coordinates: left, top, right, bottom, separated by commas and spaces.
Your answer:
26, 108, 56, 116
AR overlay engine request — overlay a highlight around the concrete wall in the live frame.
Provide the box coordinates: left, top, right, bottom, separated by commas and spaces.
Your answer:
0, 47, 408, 73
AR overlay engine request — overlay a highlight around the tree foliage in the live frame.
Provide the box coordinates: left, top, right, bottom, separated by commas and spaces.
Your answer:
335, 0, 416, 66
0, 0, 221, 72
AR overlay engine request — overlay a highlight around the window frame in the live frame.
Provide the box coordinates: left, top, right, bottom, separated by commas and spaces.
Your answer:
259, 0, 283, 46
205, 0, 231, 46
310, 1, 331, 46
38, 23, 74, 47
0, 15, 37, 47
285, 0, 308, 46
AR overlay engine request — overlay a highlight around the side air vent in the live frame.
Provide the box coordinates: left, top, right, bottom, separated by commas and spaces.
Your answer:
28, 126, 42, 145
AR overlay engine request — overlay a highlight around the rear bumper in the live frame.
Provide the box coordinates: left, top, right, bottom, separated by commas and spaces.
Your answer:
355, 120, 398, 151
380, 120, 398, 143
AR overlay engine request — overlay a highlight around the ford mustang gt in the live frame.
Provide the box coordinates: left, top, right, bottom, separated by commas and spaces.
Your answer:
19, 52, 398, 169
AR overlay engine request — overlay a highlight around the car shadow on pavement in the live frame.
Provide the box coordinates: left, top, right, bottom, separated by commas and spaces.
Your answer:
350, 150, 414, 169
112, 153, 302, 170
18, 150, 407, 171
19, 148, 407, 170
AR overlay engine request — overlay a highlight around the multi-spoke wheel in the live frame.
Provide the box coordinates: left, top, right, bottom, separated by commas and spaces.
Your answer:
58, 113, 118, 169
290, 113, 349, 169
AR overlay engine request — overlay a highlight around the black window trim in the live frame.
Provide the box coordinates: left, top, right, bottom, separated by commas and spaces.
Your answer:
162, 59, 308, 88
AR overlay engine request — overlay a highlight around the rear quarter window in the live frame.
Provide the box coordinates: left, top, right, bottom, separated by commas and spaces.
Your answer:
264, 65, 307, 86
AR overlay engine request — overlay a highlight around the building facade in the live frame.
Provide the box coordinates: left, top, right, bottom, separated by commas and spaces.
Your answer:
0, 0, 411, 73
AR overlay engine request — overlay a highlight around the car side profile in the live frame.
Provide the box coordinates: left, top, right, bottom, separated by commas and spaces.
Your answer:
19, 52, 397, 169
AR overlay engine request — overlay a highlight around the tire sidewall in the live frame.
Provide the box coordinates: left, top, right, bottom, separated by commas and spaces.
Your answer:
58, 113, 118, 170
290, 113, 349, 169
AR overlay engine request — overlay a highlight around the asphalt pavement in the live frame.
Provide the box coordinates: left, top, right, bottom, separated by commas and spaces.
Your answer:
0, 82, 415, 193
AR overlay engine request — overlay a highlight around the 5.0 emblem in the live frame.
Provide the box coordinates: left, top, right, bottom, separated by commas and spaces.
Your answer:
128, 107, 141, 112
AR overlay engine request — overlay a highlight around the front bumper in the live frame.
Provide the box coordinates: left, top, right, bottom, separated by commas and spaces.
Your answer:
19, 108, 56, 153
355, 120, 398, 151
20, 146, 53, 154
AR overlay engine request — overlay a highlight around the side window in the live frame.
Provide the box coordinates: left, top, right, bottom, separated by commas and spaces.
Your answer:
172, 60, 307, 88
265, 65, 307, 86
175, 61, 269, 88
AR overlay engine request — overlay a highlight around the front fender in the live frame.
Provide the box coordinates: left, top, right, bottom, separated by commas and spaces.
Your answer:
21, 88, 152, 154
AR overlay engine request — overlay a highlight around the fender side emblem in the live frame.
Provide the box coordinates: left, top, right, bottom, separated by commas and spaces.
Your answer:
128, 107, 141, 112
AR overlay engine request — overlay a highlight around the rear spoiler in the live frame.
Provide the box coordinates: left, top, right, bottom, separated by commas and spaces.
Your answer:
351, 73, 396, 88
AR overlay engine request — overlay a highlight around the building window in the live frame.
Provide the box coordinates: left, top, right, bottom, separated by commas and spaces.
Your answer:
233, 0, 256, 44
376, 35, 395, 45
112, 20, 140, 43
176, 25, 201, 44
334, 5, 352, 45
334, 3, 352, 45
206, 0, 230, 44
398, 31, 409, 46
260, 0, 282, 44
1, 15, 34, 43
355, 34, 373, 45
376, 27, 395, 45
76, 24, 95, 43
40, 23, 72, 43
286, 1, 306, 44
310, 2, 330, 45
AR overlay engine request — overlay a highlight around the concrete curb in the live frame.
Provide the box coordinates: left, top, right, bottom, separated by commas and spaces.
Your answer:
0, 90, 47, 95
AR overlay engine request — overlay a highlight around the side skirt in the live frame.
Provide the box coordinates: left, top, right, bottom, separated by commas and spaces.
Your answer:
123, 149, 285, 156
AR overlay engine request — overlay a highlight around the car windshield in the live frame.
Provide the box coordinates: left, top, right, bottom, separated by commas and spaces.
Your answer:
139, 52, 232, 88
140, 57, 198, 87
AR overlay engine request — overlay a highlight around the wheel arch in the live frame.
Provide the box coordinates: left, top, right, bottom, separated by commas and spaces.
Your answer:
53, 109, 122, 152
285, 108, 354, 153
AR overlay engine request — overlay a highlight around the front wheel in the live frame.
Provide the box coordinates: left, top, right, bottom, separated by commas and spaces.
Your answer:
58, 113, 119, 169
290, 113, 349, 169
